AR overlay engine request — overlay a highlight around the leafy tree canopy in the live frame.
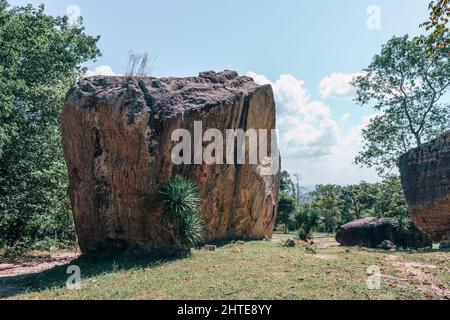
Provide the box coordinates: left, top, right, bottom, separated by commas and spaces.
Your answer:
352, 35, 450, 175
420, 0, 450, 52
0, 1, 100, 249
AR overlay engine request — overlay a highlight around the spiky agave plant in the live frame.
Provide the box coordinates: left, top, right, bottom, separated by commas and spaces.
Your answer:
160, 178, 204, 247
179, 211, 205, 247
392, 216, 413, 235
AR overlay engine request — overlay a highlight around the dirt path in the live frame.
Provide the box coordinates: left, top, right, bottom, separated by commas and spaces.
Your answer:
272, 233, 340, 249
383, 254, 450, 298
0, 252, 79, 278
313, 237, 340, 249
0, 252, 80, 299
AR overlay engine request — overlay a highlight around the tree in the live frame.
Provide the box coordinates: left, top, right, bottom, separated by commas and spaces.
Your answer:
338, 182, 378, 224
372, 176, 408, 219
280, 170, 295, 196
307, 178, 409, 232
0, 1, 100, 249
292, 173, 307, 203
352, 35, 450, 175
290, 206, 319, 240
420, 0, 449, 52
277, 192, 298, 232
311, 185, 341, 233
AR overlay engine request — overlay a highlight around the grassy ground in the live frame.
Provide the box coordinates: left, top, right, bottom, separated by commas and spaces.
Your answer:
1, 236, 449, 300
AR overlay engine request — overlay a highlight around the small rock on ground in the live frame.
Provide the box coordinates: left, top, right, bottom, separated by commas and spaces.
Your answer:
439, 234, 450, 249
203, 245, 217, 252
380, 240, 397, 250
284, 238, 296, 247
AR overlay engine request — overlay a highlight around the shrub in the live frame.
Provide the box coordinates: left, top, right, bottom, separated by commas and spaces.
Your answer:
160, 178, 205, 248
297, 227, 314, 241
297, 227, 309, 241
291, 208, 319, 235
392, 216, 413, 235
277, 192, 298, 232
2, 241, 29, 261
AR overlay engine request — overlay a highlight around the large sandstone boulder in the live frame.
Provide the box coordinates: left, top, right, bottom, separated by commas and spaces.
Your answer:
399, 133, 450, 242
335, 217, 432, 249
61, 71, 280, 254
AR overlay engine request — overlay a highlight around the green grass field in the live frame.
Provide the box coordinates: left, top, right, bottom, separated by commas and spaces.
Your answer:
1, 236, 449, 300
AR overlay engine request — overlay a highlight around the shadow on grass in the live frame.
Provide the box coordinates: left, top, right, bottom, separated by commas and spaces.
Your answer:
0, 251, 184, 299
201, 238, 268, 249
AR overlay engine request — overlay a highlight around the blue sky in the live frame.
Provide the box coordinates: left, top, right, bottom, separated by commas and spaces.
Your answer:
10, 0, 431, 185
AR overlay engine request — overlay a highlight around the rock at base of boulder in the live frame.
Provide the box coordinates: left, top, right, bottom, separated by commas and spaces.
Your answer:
284, 238, 296, 247
335, 217, 432, 249
203, 245, 217, 252
439, 233, 450, 250
380, 240, 397, 250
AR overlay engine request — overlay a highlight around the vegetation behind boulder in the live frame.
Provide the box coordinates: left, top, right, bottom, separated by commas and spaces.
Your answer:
277, 171, 410, 236
0, 1, 100, 251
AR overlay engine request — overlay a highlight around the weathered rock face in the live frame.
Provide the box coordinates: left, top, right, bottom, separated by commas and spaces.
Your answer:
335, 217, 432, 249
399, 133, 450, 241
61, 71, 280, 253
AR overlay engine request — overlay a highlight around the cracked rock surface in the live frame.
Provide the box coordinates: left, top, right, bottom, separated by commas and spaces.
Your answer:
61, 71, 280, 253
399, 132, 450, 241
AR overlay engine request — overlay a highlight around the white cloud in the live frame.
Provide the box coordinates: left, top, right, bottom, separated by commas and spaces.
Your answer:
340, 113, 351, 122
319, 72, 362, 99
284, 111, 380, 185
85, 65, 121, 77
247, 71, 380, 185
247, 72, 339, 159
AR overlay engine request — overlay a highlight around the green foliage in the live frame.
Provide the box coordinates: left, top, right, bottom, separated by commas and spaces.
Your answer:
179, 210, 205, 248
277, 184, 320, 236
0, 1, 100, 250
159, 178, 201, 222
160, 178, 205, 248
290, 207, 317, 231
352, 35, 450, 175
297, 227, 310, 242
279, 170, 306, 203
392, 216, 413, 235
371, 176, 408, 219
338, 182, 378, 223
280, 171, 295, 195
277, 192, 298, 229
420, 0, 449, 53
292, 208, 319, 241
276, 172, 409, 234
311, 185, 341, 233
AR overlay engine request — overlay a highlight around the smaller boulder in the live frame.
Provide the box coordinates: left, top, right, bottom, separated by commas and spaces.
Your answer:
203, 245, 217, 252
335, 217, 432, 249
380, 240, 396, 251
439, 233, 450, 250
284, 238, 296, 247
